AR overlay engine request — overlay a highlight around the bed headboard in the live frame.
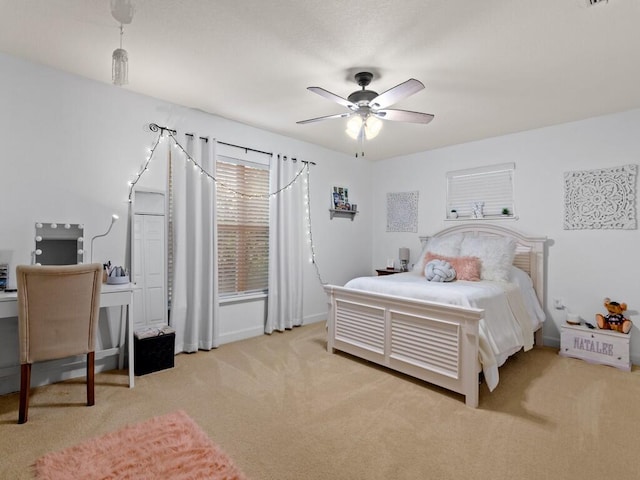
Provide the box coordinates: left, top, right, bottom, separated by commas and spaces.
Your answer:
419, 224, 547, 305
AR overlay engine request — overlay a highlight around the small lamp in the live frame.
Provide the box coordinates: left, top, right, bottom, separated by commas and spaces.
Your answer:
399, 247, 410, 272
91, 214, 119, 263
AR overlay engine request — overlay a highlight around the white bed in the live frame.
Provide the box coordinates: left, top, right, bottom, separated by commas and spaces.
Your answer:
324, 224, 546, 407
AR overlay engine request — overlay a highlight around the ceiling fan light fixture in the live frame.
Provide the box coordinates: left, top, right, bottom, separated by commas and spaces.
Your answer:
364, 116, 382, 140
300, 71, 430, 153
345, 114, 383, 140
346, 115, 363, 139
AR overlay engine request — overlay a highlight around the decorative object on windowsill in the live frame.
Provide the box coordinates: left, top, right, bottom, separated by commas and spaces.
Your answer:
501, 208, 511, 216
564, 164, 637, 230
471, 201, 485, 219
110, 0, 135, 86
596, 298, 633, 334
450, 209, 458, 219
399, 247, 410, 272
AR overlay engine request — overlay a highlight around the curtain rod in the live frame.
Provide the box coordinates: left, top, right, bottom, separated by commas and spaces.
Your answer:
217, 140, 273, 157
150, 123, 315, 165
277, 154, 316, 166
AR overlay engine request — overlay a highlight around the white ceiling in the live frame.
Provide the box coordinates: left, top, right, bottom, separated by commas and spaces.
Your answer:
1, 0, 639, 161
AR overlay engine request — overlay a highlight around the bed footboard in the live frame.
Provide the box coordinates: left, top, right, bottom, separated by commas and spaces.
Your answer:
325, 285, 484, 407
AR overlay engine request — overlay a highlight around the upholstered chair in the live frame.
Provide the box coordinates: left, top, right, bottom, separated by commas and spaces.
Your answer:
16, 263, 102, 424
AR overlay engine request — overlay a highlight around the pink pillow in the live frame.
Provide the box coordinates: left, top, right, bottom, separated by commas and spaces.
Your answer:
424, 252, 481, 281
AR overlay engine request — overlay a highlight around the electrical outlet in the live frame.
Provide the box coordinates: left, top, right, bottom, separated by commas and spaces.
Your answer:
553, 298, 565, 310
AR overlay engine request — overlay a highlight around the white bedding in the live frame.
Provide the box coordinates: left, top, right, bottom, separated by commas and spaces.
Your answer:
344, 268, 545, 391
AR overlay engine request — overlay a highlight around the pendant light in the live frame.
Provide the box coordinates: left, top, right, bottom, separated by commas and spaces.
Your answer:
112, 25, 128, 86
110, 0, 135, 86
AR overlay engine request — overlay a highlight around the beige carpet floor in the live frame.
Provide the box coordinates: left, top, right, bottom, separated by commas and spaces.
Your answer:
1, 322, 639, 480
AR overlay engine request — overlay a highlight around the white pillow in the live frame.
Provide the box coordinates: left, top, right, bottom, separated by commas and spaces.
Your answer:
459, 235, 516, 282
412, 233, 464, 273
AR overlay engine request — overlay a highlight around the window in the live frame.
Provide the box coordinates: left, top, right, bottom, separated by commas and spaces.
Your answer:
217, 157, 270, 296
446, 163, 515, 219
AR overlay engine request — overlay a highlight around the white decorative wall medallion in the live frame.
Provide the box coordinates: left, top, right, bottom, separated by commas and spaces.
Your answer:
387, 191, 419, 232
564, 164, 637, 230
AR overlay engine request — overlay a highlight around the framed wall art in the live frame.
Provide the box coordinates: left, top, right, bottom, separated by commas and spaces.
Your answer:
386, 191, 418, 232
564, 164, 637, 230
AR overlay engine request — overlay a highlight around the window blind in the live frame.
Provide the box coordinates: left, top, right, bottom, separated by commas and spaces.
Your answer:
217, 159, 269, 296
446, 163, 515, 218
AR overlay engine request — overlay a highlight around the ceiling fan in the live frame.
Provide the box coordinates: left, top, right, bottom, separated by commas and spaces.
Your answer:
297, 72, 434, 156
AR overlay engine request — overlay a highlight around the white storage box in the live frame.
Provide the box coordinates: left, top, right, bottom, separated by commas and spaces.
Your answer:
560, 324, 630, 371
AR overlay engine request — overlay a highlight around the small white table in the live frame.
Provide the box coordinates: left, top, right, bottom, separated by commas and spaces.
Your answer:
0, 283, 136, 388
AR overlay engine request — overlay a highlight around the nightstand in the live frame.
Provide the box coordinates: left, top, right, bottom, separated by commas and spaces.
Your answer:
559, 324, 631, 371
375, 268, 403, 276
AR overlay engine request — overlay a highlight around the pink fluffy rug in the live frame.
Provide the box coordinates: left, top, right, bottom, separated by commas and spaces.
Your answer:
35, 410, 247, 480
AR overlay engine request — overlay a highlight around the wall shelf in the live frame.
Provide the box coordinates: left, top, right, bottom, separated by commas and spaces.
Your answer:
329, 209, 357, 221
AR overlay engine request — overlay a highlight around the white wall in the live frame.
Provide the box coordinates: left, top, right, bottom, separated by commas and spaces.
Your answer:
4, 49, 638, 395
372, 109, 640, 364
0, 52, 372, 393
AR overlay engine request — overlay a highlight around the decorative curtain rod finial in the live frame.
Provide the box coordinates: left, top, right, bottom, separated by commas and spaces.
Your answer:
148, 123, 177, 136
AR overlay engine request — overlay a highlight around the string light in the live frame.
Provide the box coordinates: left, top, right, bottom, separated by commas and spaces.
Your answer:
127, 131, 163, 202
305, 164, 325, 285
128, 124, 326, 286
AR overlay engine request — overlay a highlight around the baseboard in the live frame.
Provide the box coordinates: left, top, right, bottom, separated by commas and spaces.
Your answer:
543, 335, 560, 349
216, 313, 326, 346
218, 326, 265, 345
304, 313, 326, 325
0, 354, 119, 396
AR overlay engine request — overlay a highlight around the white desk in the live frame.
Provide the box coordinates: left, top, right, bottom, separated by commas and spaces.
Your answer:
0, 283, 135, 388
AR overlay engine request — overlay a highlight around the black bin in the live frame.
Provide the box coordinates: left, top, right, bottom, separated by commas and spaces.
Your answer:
134, 326, 175, 376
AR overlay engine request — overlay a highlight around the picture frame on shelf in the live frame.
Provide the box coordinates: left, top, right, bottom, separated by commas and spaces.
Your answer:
332, 186, 349, 210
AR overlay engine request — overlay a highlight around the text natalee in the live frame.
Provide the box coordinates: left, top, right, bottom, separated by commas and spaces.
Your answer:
574, 337, 613, 356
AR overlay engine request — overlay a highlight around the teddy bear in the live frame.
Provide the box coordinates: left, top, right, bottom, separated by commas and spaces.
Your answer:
596, 298, 632, 334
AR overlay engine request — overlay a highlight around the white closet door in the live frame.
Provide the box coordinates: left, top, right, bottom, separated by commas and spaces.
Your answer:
132, 216, 145, 329
142, 215, 165, 326
131, 189, 167, 329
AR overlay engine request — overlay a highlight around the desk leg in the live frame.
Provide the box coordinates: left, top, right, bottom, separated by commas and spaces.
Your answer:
128, 294, 135, 388
118, 305, 126, 370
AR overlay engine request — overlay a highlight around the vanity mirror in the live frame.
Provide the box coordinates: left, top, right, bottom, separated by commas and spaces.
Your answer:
34, 222, 84, 265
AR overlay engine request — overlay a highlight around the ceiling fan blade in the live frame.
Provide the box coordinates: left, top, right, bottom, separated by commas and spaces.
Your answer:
307, 87, 357, 110
375, 109, 434, 124
369, 79, 425, 110
296, 112, 352, 124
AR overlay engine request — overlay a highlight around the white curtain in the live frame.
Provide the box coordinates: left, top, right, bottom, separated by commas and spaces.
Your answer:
170, 134, 219, 352
265, 155, 304, 333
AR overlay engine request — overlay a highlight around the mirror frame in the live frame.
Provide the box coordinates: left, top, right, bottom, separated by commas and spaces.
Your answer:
34, 222, 84, 265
